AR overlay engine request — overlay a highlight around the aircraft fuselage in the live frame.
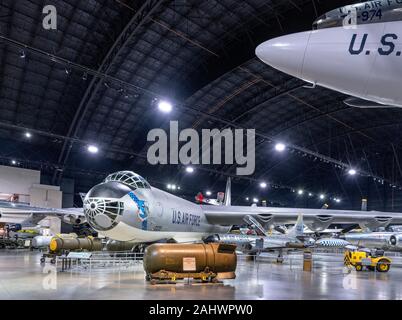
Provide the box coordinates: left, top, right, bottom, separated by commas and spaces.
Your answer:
256, 19, 402, 107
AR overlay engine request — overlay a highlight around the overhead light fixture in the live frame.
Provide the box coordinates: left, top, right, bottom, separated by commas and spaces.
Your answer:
308, 193, 313, 197
171, 185, 177, 190
25, 132, 32, 138
319, 194, 325, 200
245, 197, 249, 201
260, 182, 267, 188
335, 198, 341, 203
348, 168, 357, 176
185, 166, 194, 173
298, 189, 304, 195
275, 143, 286, 152
20, 50, 26, 59
253, 198, 259, 203
87, 145, 99, 154
158, 100, 173, 113
11, 160, 17, 165
167, 184, 172, 189
206, 191, 212, 196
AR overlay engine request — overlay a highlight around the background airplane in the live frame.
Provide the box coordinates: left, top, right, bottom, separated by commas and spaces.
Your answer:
256, 0, 402, 109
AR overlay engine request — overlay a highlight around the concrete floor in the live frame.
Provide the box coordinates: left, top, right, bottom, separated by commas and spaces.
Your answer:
0, 250, 401, 300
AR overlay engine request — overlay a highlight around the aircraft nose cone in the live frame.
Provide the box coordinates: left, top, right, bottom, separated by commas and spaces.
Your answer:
255, 31, 311, 79
83, 181, 128, 231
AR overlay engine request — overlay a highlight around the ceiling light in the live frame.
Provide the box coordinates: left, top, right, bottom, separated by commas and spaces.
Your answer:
206, 191, 212, 196
20, 50, 26, 59
25, 132, 32, 138
171, 185, 176, 190
167, 184, 172, 189
185, 166, 194, 173
319, 194, 325, 200
87, 145, 99, 154
11, 160, 16, 165
275, 143, 286, 152
158, 100, 173, 113
245, 197, 249, 201
298, 189, 304, 195
308, 193, 313, 197
348, 168, 357, 176
260, 182, 267, 188
253, 198, 259, 203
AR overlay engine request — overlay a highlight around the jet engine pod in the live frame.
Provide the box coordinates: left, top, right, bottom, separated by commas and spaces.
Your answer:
389, 234, 402, 248
306, 215, 334, 232
143, 243, 237, 283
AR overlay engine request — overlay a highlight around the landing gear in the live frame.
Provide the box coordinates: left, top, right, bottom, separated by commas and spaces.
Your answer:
277, 251, 284, 264
133, 244, 147, 260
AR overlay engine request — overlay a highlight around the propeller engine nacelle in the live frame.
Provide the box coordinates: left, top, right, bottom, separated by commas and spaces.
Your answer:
305, 215, 334, 232
62, 215, 86, 226
359, 217, 393, 230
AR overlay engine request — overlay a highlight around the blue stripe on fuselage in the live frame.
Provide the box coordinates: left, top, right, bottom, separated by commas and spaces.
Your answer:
128, 191, 148, 230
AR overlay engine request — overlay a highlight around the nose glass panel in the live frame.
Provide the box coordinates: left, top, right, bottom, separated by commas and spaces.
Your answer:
104, 171, 151, 189
84, 197, 124, 231
86, 181, 132, 198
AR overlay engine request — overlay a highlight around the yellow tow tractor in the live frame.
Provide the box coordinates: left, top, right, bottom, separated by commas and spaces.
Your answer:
344, 249, 391, 272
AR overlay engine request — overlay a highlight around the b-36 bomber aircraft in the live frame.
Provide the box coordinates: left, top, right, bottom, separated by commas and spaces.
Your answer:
2, 171, 402, 247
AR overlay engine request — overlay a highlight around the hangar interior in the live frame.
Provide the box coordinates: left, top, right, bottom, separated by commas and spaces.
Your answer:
0, 0, 402, 300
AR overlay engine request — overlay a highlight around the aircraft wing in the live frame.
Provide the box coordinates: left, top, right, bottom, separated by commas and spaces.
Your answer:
202, 205, 402, 230
0, 200, 84, 225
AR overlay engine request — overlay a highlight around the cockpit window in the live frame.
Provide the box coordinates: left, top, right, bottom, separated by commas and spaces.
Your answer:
104, 171, 151, 189
313, 1, 402, 30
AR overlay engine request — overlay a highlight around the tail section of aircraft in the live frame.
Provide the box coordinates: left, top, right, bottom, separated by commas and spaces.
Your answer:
287, 214, 304, 238
361, 198, 368, 211
224, 177, 231, 206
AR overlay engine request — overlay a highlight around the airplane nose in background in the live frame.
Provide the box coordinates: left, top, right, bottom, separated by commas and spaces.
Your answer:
255, 31, 311, 79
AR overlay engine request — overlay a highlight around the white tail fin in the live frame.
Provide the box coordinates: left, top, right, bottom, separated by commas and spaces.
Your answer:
361, 198, 368, 211
287, 214, 304, 238
224, 177, 231, 206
